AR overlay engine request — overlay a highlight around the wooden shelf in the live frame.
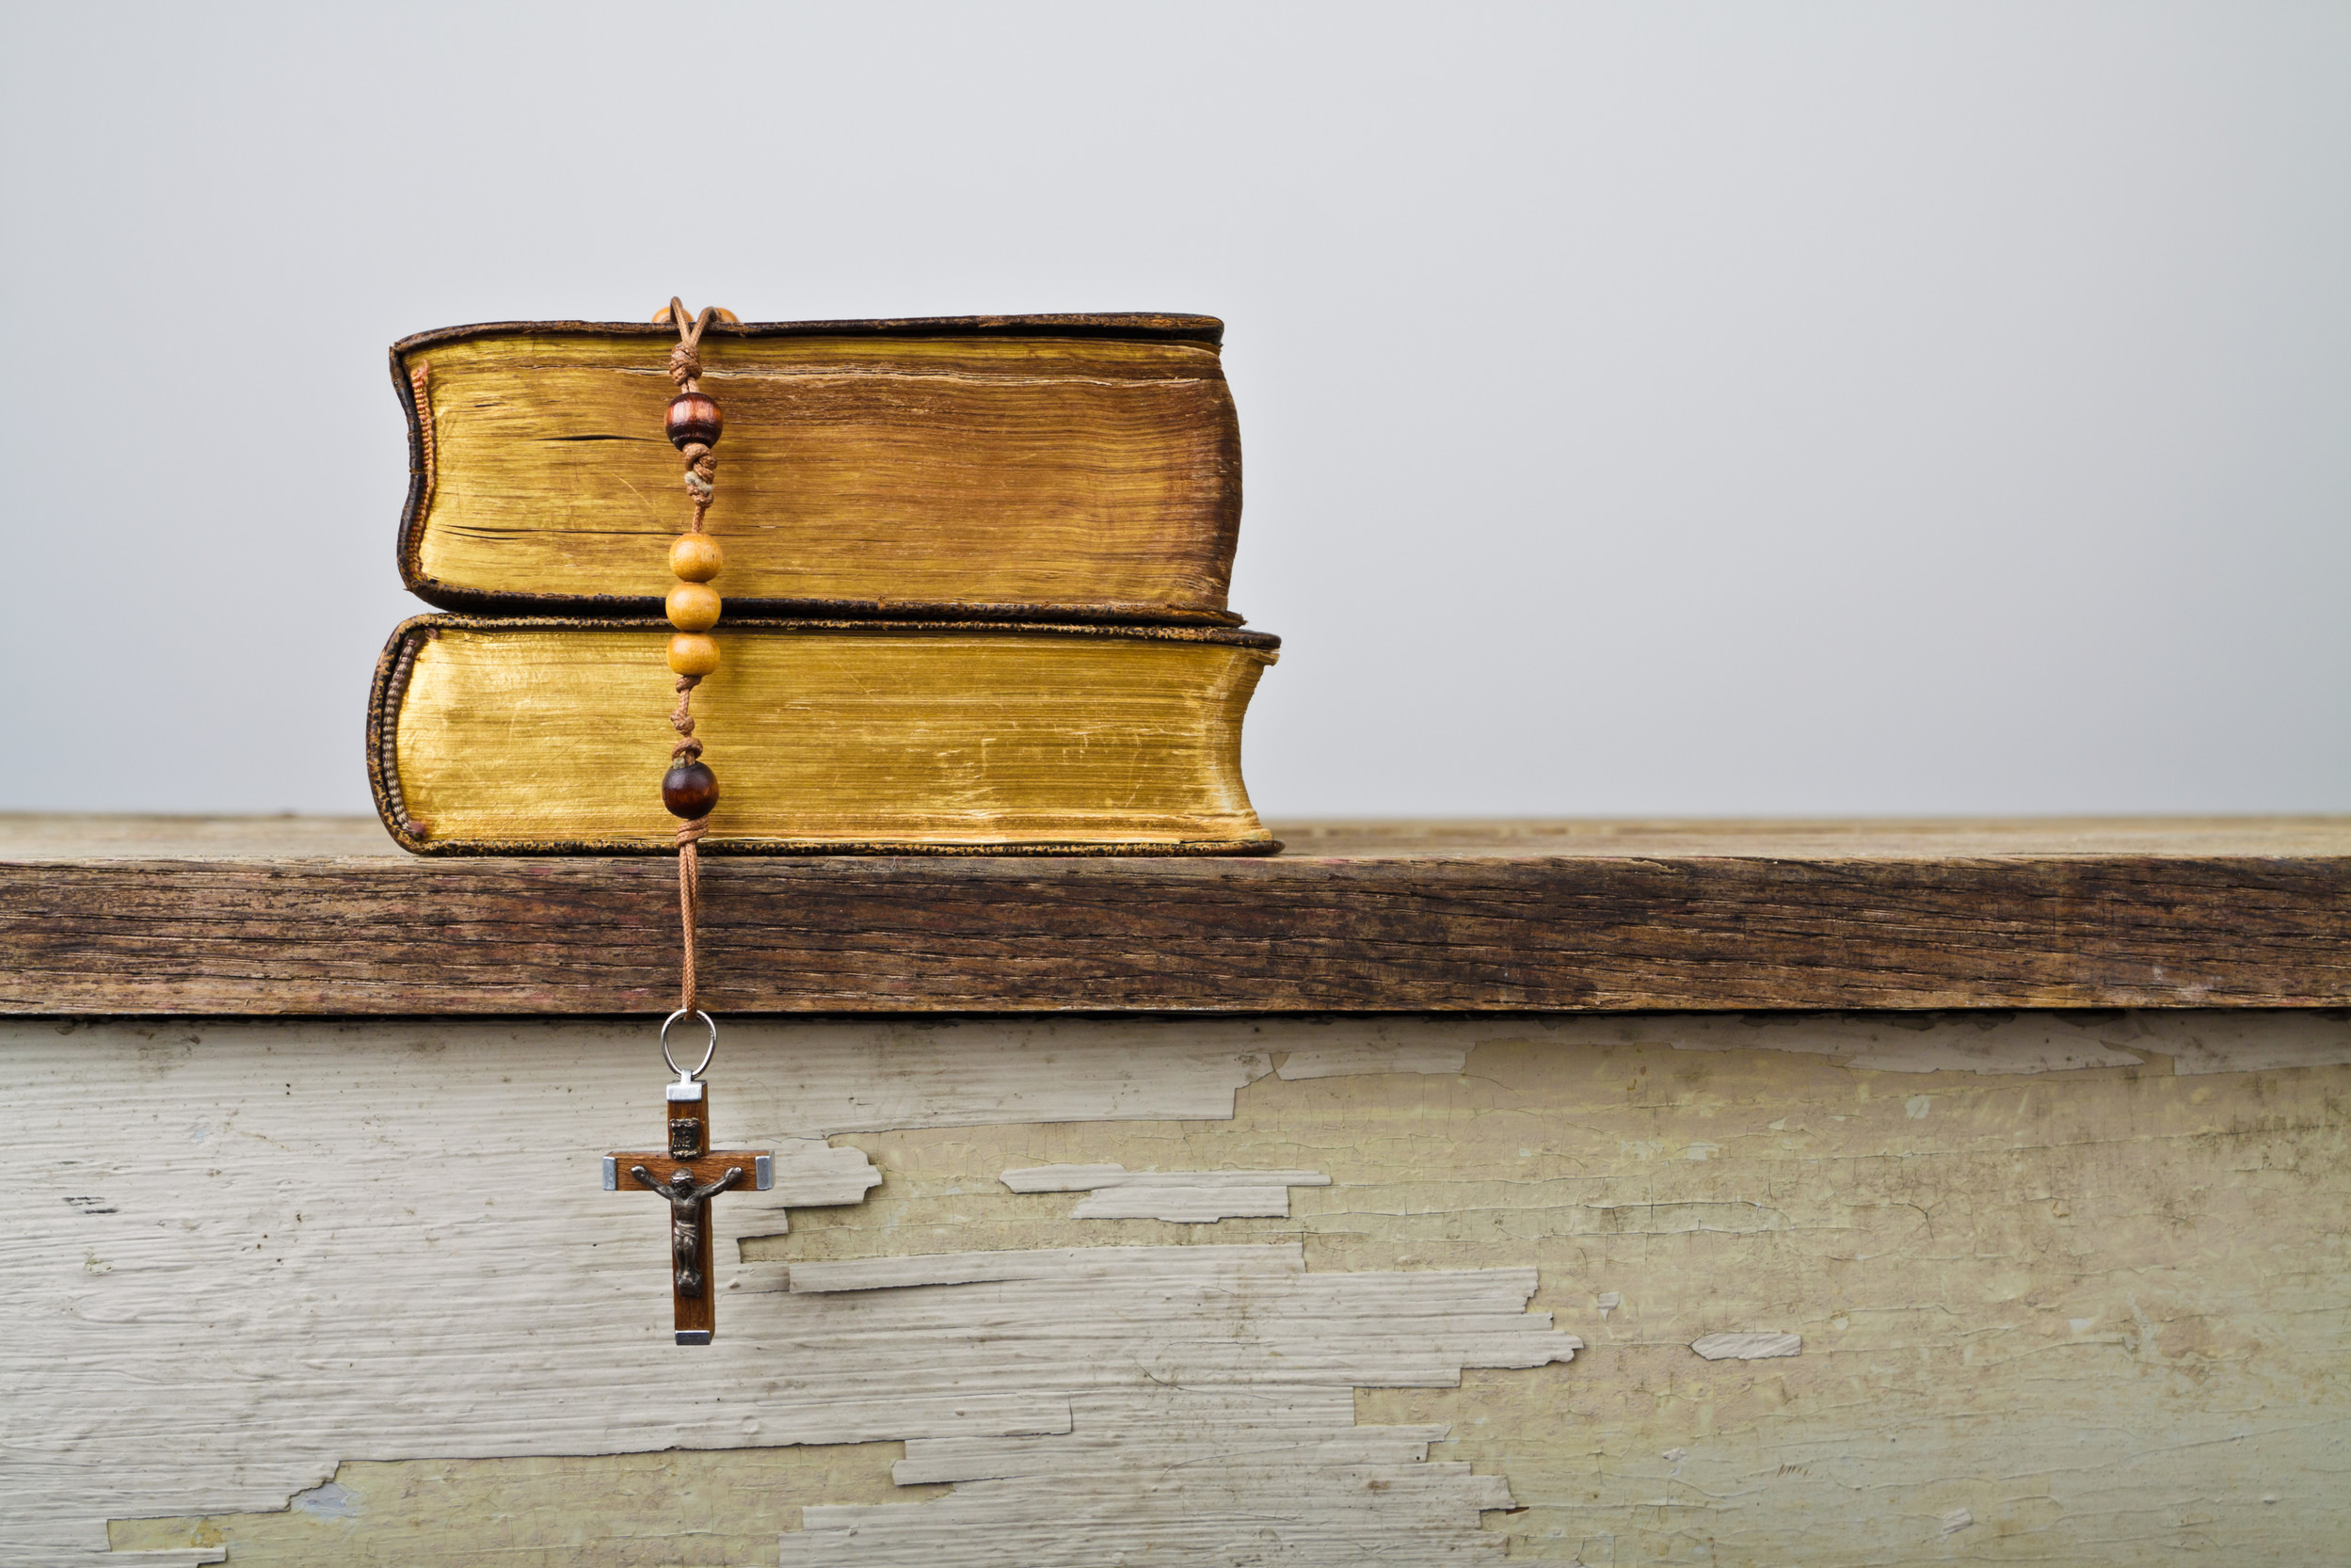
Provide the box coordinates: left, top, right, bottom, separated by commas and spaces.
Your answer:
3, 814, 2344, 1015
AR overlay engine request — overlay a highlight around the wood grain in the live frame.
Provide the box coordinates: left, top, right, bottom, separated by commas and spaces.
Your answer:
49, 1014, 2351, 1566
1, 815, 2343, 1015
614, 1154, 764, 1187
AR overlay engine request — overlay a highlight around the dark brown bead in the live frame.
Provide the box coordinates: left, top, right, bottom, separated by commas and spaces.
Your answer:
662, 760, 719, 819
666, 392, 723, 450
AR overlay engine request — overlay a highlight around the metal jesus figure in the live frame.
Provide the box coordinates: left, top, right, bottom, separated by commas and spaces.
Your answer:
632, 1164, 742, 1299
606, 1070, 772, 1345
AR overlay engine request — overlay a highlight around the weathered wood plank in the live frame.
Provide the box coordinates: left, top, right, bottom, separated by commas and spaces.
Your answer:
1, 815, 2343, 1014
41, 1013, 2351, 1566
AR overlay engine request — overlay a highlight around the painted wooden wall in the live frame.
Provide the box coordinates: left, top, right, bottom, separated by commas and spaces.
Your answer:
8, 1012, 2346, 1566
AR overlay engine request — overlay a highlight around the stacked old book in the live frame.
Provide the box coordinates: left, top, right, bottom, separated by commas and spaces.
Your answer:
364, 312, 1280, 854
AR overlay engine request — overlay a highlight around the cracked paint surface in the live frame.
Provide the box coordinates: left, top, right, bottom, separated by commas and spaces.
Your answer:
9, 1012, 2347, 1565
999, 1162, 1332, 1219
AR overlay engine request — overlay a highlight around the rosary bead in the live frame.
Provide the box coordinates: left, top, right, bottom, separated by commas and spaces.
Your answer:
663, 760, 720, 819
667, 581, 722, 632
669, 533, 724, 583
666, 392, 723, 450
650, 304, 740, 325
667, 633, 721, 677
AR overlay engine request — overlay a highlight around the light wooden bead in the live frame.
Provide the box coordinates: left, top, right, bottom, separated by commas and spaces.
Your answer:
667, 633, 721, 677
669, 533, 724, 583
666, 581, 722, 632
650, 304, 740, 325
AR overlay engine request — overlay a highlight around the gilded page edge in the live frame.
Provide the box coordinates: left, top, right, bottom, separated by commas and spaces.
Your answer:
368, 616, 1281, 859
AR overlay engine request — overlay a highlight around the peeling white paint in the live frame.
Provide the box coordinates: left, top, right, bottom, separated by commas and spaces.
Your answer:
1001, 1164, 1331, 1221
1689, 1332, 1802, 1361
785, 1387, 1517, 1565
771, 1246, 1575, 1564
1274, 1043, 1467, 1080
15, 1009, 2344, 1566
1533, 1010, 2351, 1077
998, 1164, 1136, 1193
287, 1481, 360, 1520
1642, 1015, 2151, 1074
1942, 1507, 1975, 1535
773, 1138, 885, 1207
771, 1241, 1578, 1390
2134, 1015, 2351, 1075
0, 1022, 1571, 1566
785, 1244, 1294, 1295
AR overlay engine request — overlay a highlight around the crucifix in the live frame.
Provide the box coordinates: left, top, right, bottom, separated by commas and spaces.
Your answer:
604, 1016, 772, 1345
602, 297, 775, 1346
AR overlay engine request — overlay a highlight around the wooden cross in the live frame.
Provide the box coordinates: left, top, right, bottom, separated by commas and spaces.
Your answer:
603, 1080, 772, 1345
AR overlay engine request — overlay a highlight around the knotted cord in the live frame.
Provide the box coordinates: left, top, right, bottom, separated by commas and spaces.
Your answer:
664, 296, 723, 1016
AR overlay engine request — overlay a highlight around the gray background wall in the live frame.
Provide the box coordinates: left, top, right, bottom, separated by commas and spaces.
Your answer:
3, 2, 2343, 819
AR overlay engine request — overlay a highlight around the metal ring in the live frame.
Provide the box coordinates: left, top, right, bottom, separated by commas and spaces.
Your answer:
659, 1009, 717, 1080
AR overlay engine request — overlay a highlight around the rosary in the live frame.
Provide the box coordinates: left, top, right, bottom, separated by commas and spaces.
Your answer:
600, 299, 773, 1347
